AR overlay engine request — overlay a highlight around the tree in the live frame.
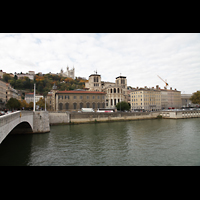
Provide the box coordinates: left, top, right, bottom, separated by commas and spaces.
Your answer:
20, 100, 29, 110
116, 101, 131, 111
36, 97, 45, 110
6, 98, 21, 110
190, 91, 200, 105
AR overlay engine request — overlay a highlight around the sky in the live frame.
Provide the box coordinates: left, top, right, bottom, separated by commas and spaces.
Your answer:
0, 33, 200, 94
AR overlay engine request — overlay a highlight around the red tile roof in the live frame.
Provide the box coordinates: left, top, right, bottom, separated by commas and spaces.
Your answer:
56, 90, 106, 94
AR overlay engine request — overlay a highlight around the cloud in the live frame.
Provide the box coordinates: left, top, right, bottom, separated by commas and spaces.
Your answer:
0, 33, 199, 94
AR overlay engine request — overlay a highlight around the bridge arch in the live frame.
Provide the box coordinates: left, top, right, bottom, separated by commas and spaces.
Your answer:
9, 121, 33, 134
0, 111, 34, 144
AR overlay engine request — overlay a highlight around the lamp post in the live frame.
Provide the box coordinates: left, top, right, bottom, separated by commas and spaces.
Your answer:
33, 83, 36, 112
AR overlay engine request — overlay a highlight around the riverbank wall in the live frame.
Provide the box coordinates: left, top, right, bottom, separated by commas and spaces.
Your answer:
49, 112, 160, 125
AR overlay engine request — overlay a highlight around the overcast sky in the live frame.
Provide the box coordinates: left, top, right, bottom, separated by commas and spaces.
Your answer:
0, 33, 199, 94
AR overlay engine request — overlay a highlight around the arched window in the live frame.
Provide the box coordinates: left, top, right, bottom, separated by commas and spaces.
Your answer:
111, 88, 112, 93
114, 88, 116, 93
86, 103, 90, 108
65, 103, 69, 110
59, 103, 63, 110
92, 102, 95, 109
80, 103, 83, 109
118, 88, 120, 93
73, 103, 77, 109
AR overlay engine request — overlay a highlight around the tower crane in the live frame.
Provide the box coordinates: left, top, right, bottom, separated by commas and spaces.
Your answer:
157, 75, 169, 87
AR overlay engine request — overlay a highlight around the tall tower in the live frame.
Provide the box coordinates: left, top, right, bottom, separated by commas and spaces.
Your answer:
85, 71, 102, 91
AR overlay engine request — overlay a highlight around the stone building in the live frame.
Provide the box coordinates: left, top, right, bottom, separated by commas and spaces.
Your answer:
130, 86, 161, 111
59, 66, 75, 79
16, 71, 35, 80
0, 80, 7, 103
25, 93, 44, 104
6, 83, 18, 102
85, 72, 128, 109
46, 89, 106, 112
160, 87, 182, 109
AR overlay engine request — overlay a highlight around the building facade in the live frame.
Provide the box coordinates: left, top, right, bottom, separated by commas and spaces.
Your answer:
6, 83, 18, 102
160, 87, 182, 109
0, 80, 7, 103
85, 73, 128, 109
130, 86, 161, 111
25, 93, 43, 104
16, 71, 35, 80
46, 89, 106, 112
59, 66, 75, 79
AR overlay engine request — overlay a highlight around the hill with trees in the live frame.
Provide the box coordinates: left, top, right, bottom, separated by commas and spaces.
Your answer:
2, 73, 87, 98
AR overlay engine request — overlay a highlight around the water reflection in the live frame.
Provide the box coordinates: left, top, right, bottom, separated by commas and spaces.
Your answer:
0, 119, 200, 166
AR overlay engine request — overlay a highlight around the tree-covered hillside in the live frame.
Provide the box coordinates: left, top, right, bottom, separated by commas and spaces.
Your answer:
2, 73, 87, 97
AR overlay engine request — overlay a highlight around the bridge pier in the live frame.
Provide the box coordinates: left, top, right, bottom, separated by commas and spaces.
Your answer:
33, 111, 50, 133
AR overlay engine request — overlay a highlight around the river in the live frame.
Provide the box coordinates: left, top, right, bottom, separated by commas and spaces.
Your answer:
0, 118, 200, 166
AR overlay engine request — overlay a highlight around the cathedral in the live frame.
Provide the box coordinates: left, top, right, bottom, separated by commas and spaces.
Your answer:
59, 66, 75, 79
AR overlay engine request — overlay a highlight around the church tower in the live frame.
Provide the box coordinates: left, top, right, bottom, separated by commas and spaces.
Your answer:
85, 70, 102, 91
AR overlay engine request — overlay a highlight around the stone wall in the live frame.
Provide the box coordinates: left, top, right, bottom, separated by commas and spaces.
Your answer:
49, 112, 70, 125
69, 112, 159, 124
33, 111, 50, 133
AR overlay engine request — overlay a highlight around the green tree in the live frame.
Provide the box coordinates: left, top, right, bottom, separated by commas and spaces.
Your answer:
190, 91, 200, 105
3, 73, 12, 83
6, 98, 21, 110
116, 101, 131, 111
36, 97, 45, 110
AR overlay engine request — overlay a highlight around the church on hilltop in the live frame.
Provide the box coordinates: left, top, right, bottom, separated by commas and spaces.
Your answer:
59, 66, 75, 79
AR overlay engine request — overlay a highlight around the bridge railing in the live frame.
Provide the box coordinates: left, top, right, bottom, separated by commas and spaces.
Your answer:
0, 111, 21, 127
0, 111, 34, 128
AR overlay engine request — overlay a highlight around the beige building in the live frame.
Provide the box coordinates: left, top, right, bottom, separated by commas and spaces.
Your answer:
46, 89, 106, 112
6, 83, 18, 102
130, 86, 161, 111
0, 80, 19, 103
160, 87, 182, 109
85, 72, 128, 109
0, 80, 7, 103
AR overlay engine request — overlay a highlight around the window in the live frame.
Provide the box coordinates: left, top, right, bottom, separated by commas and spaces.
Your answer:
102, 96, 104, 99
73, 103, 77, 109
65, 103, 69, 110
59, 103, 63, 110
74, 96, 76, 99
80, 96, 83, 99
92, 102, 95, 109
97, 96, 100, 99
87, 96, 89, 99
80, 103, 83, 109
93, 96, 95, 99
97, 103, 100, 108
114, 88, 116, 93
86, 103, 90, 108
65, 95, 69, 99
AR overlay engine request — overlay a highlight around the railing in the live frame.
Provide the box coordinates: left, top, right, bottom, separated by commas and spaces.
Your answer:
0, 111, 33, 127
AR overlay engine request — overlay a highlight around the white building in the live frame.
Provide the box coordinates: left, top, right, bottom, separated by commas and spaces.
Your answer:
25, 93, 43, 104
59, 66, 75, 79
17, 71, 35, 80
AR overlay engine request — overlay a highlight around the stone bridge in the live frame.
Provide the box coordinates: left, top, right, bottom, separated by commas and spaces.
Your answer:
0, 111, 50, 144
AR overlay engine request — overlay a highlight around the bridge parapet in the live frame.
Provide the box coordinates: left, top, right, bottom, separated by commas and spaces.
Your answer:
0, 111, 50, 144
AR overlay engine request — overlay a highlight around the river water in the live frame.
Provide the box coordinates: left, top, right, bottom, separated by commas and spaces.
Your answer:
0, 119, 200, 166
